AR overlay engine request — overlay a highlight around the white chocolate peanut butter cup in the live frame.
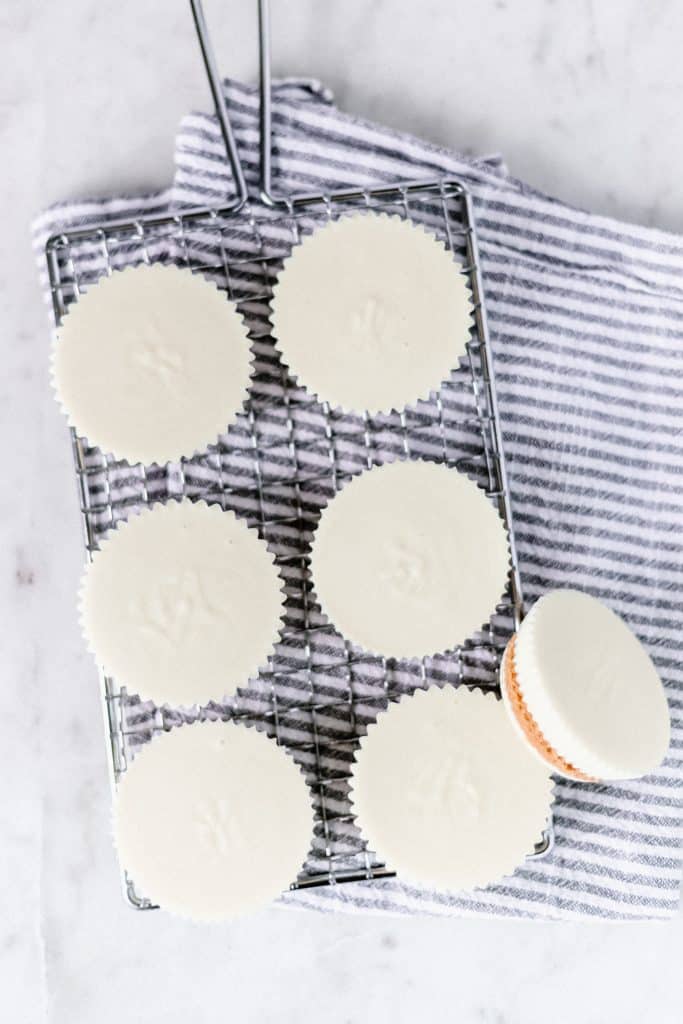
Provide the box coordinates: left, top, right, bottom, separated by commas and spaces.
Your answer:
310, 458, 511, 660
51, 263, 252, 465
271, 212, 473, 416
80, 499, 285, 708
500, 589, 670, 782
350, 686, 554, 892
114, 721, 313, 921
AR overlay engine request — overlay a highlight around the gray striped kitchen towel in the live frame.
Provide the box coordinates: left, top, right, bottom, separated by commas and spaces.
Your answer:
34, 79, 682, 920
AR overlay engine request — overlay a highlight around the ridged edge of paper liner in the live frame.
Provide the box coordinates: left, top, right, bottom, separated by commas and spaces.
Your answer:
308, 455, 514, 663
77, 498, 288, 712
269, 210, 475, 420
110, 717, 315, 922
347, 685, 555, 893
50, 262, 255, 467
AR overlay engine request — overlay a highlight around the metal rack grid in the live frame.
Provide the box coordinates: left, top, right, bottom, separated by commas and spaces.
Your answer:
44, 0, 552, 909
47, 182, 551, 908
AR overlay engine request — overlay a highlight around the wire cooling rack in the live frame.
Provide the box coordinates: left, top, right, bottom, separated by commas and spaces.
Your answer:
45, 0, 551, 909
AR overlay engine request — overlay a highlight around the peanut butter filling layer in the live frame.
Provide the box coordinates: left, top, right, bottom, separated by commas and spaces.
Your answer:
502, 635, 594, 782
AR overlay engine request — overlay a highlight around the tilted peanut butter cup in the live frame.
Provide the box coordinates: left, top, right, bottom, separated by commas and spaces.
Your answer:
500, 589, 670, 782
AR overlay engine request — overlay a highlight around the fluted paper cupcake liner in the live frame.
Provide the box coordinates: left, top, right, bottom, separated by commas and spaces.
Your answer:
50, 262, 255, 467
348, 685, 555, 893
112, 718, 315, 921
270, 211, 475, 420
78, 498, 288, 711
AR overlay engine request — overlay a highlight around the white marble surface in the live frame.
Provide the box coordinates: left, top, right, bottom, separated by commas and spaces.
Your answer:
2, 1, 682, 1021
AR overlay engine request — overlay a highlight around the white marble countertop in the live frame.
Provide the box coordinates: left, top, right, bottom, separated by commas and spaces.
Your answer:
2, 1, 682, 1021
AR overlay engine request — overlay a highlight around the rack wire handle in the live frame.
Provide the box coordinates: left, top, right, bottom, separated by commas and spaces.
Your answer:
258, 0, 277, 205
190, 0, 248, 210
